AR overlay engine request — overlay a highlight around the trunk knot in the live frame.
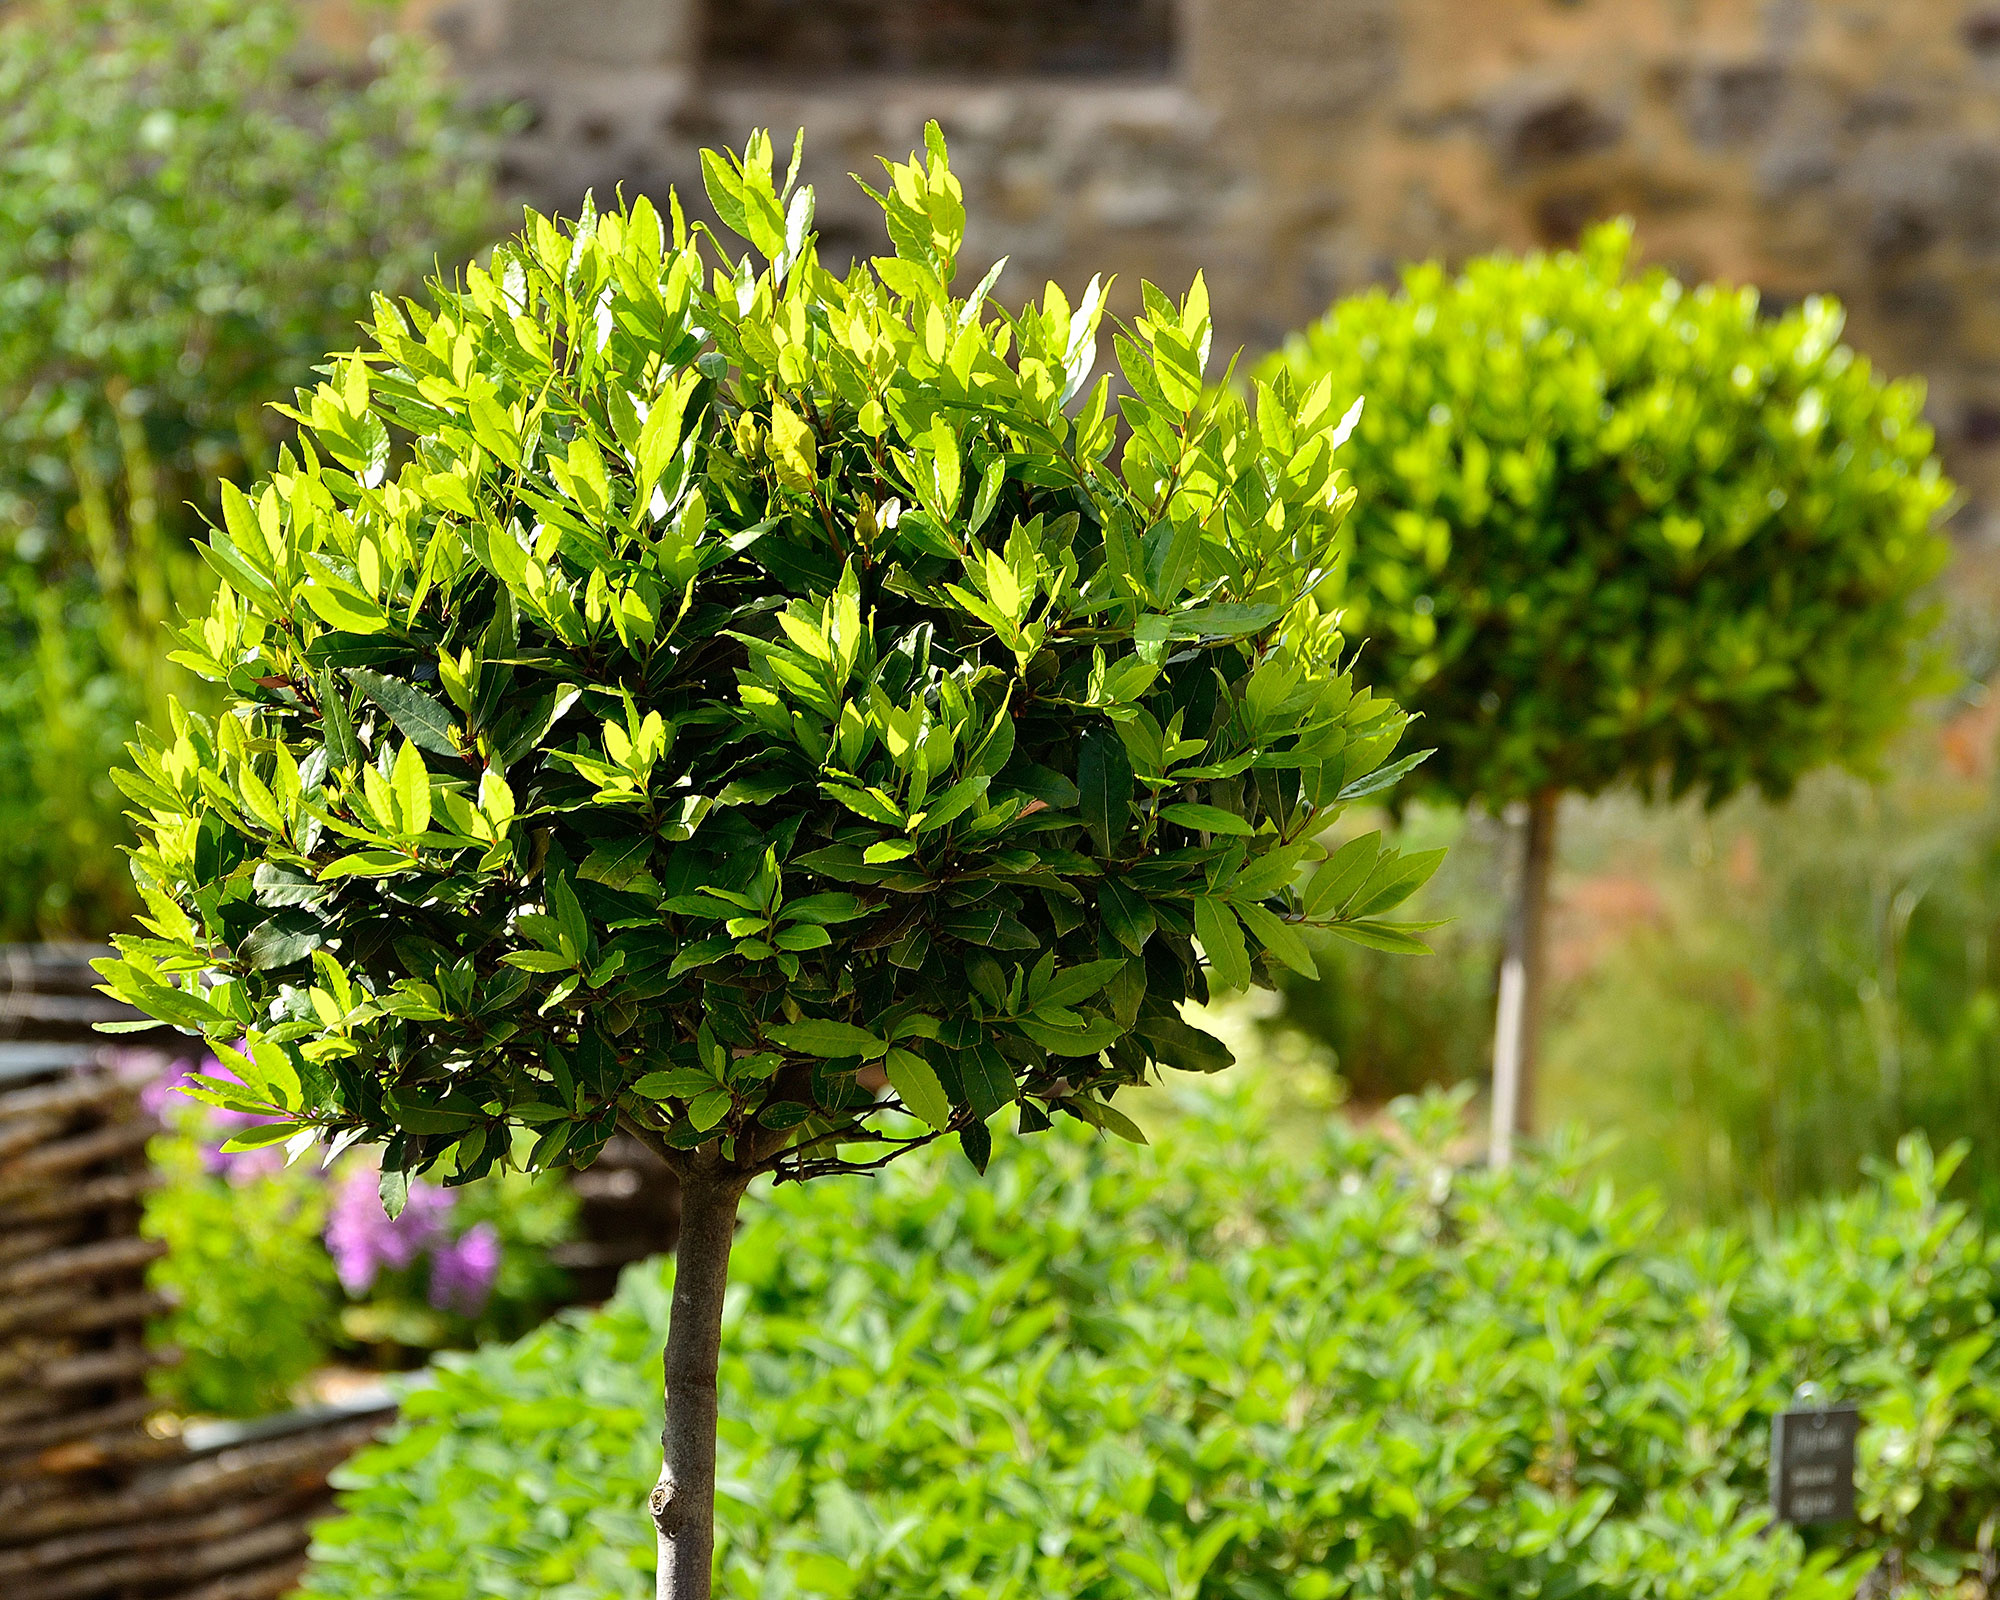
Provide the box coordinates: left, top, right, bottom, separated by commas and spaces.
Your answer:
650, 1482, 675, 1518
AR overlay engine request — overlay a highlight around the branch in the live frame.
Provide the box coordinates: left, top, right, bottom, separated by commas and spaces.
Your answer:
768, 1126, 946, 1185
615, 1108, 688, 1180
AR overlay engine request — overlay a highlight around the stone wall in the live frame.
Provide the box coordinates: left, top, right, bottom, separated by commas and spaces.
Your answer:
308, 0, 2000, 533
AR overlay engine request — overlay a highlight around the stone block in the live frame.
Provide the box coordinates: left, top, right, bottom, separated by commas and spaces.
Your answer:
1487, 80, 1623, 171
1950, 144, 2000, 255
1183, 0, 1397, 118
1680, 57, 1786, 148
500, 0, 691, 68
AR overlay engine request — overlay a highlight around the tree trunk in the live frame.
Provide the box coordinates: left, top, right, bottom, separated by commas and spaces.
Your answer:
1489, 789, 1559, 1169
650, 1166, 747, 1600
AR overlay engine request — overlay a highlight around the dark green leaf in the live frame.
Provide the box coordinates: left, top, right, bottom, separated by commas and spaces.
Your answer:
1076, 724, 1133, 858
348, 669, 462, 758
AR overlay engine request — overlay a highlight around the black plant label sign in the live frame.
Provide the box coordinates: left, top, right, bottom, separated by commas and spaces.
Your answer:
1770, 1404, 1859, 1523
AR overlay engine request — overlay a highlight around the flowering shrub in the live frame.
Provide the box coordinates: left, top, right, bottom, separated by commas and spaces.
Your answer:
141, 1056, 577, 1416
325, 1166, 506, 1317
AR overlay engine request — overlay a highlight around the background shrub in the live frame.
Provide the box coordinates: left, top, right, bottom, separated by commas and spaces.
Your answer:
1259, 222, 1954, 1150
143, 1102, 337, 1416
1541, 733, 2000, 1222
300, 1090, 1996, 1600
0, 0, 496, 937
1265, 221, 1951, 810
142, 1065, 579, 1418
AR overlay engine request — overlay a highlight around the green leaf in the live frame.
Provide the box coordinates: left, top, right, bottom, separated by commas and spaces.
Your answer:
318, 668, 361, 771
479, 770, 517, 830
957, 1118, 993, 1173
780, 893, 868, 924
298, 570, 386, 633
392, 740, 431, 837
936, 903, 1038, 949
253, 864, 329, 909
767, 1020, 889, 1060
1326, 919, 1439, 955
768, 398, 818, 493
1016, 1016, 1123, 1056
502, 950, 577, 973
320, 850, 415, 879
1167, 603, 1282, 640
580, 837, 656, 891
1066, 1094, 1147, 1144
546, 872, 591, 957
1347, 847, 1447, 919
885, 1048, 952, 1130
218, 1121, 307, 1152
821, 783, 905, 828
1336, 749, 1431, 804
1304, 831, 1380, 917
349, 669, 462, 758
241, 913, 325, 972
773, 924, 832, 951
1136, 1009, 1235, 1073
688, 1088, 734, 1132
668, 937, 732, 978
1234, 901, 1317, 978
1193, 896, 1252, 993
1076, 724, 1133, 858
961, 1044, 1015, 1119
1035, 958, 1127, 1010
915, 773, 989, 835
1158, 802, 1256, 836
1098, 880, 1156, 953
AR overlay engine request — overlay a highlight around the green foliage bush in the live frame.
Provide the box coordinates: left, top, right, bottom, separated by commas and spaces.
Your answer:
1262, 221, 1953, 809
301, 1092, 2000, 1599
0, 0, 495, 937
144, 1108, 338, 1415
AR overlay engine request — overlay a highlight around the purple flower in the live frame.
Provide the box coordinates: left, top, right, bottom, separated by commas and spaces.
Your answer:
124, 1049, 187, 1120
325, 1165, 454, 1294
132, 1050, 287, 1182
428, 1222, 502, 1315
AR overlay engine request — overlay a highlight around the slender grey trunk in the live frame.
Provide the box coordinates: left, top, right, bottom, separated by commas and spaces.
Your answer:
652, 1166, 747, 1600
1489, 788, 1559, 1168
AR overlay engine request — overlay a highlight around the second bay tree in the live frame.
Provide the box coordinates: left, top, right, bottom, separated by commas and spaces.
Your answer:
1264, 223, 1953, 1161
97, 128, 1438, 1598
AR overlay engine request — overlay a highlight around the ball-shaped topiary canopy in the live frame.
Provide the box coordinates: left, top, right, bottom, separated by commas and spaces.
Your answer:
97, 128, 1434, 1597
1265, 221, 1953, 811
1262, 222, 1954, 1157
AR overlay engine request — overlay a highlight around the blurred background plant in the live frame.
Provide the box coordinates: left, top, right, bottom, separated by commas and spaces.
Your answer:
140, 1057, 579, 1418
1260, 225, 1955, 1164
0, 0, 497, 938
1253, 655, 2000, 1225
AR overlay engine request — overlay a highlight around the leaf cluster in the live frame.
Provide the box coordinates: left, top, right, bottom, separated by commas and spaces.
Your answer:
301, 1097, 2000, 1599
98, 127, 1435, 1194
1261, 222, 1955, 807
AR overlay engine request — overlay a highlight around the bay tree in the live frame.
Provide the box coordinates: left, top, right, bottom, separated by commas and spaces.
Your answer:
96, 128, 1438, 1598
1262, 223, 1954, 1162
